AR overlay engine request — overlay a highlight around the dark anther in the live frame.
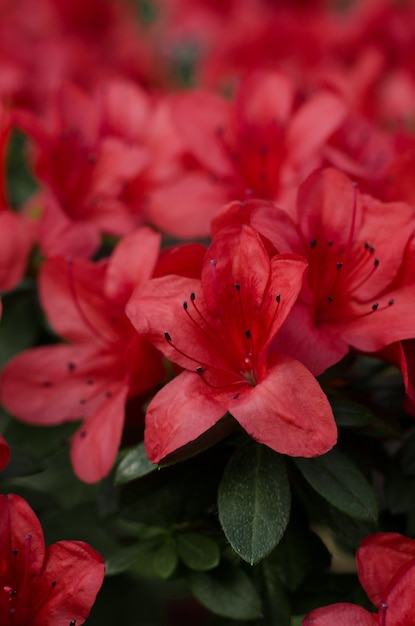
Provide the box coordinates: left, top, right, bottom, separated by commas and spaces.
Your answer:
52, 581, 57, 587
310, 238, 317, 248
235, 283, 241, 291
70, 621, 76, 625
190, 292, 195, 301
67, 362, 76, 372
389, 299, 395, 306
13, 549, 18, 556
336, 262, 343, 271
276, 294, 281, 303
183, 301, 188, 310
231, 393, 241, 400
370, 246, 375, 254
327, 295, 334, 302
11, 590, 16, 596
372, 303, 379, 311
79, 399, 86, 405
164, 331, 172, 342
86, 380, 94, 385
196, 366, 203, 374
327, 240, 333, 246
374, 258, 380, 267
365, 241, 369, 249
245, 329, 252, 339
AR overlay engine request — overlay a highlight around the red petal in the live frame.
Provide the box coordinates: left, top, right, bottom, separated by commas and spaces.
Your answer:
303, 603, 377, 626
104, 226, 161, 305
357, 532, 415, 607
70, 382, 129, 483
31, 541, 105, 626
229, 355, 337, 457
144, 372, 227, 464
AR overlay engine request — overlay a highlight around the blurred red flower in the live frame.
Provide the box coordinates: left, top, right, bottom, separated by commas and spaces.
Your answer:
0, 493, 105, 625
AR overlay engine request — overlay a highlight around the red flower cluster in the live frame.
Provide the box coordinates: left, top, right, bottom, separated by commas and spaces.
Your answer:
0, 493, 105, 625
1, 0, 415, 620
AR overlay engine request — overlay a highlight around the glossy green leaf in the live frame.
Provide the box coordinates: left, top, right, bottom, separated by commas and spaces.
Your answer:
115, 442, 157, 485
294, 449, 378, 521
218, 442, 291, 564
188, 561, 262, 620
153, 539, 178, 579
176, 531, 220, 571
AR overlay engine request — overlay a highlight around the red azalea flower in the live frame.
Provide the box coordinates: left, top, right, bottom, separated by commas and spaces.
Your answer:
127, 224, 336, 464
0, 493, 105, 625
303, 532, 415, 626
163, 71, 346, 233
213, 168, 415, 375
15, 79, 192, 255
0, 227, 165, 482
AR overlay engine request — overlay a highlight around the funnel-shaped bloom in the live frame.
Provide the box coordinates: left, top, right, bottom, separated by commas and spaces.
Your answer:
213, 168, 415, 375
0, 228, 165, 482
0, 493, 105, 625
127, 224, 336, 464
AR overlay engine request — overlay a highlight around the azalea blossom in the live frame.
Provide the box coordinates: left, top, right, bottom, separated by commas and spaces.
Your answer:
303, 532, 415, 626
0, 493, 105, 625
164, 70, 346, 232
213, 168, 415, 375
0, 227, 165, 482
127, 223, 336, 464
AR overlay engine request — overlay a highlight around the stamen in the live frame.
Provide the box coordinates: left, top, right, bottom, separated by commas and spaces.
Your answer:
310, 238, 317, 248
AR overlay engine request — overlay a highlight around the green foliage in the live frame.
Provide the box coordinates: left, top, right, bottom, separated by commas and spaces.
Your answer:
218, 442, 291, 565
294, 448, 378, 521
188, 560, 263, 620
115, 441, 158, 485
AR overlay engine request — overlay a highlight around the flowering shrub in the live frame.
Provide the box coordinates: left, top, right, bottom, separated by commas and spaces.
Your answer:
2, 0, 415, 624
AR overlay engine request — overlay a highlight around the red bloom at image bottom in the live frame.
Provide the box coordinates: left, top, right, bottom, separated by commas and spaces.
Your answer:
0, 493, 105, 626
303, 532, 415, 626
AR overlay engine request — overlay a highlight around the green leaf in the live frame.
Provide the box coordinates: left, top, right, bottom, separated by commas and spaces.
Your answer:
259, 561, 292, 626
188, 561, 262, 620
218, 442, 291, 564
176, 532, 220, 571
153, 539, 178, 579
294, 449, 378, 521
106, 541, 157, 576
114, 442, 157, 485
331, 400, 375, 428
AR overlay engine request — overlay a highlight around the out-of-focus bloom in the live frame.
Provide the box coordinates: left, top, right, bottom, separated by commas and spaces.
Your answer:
127, 223, 336, 464
0, 493, 105, 625
303, 532, 415, 626
0, 228, 165, 482
16, 79, 193, 256
213, 168, 415, 375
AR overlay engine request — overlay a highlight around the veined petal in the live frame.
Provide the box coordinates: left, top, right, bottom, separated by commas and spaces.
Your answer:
70, 382, 129, 483
302, 603, 377, 626
0, 345, 119, 425
144, 371, 228, 464
229, 355, 337, 457
31, 541, 105, 626
40, 257, 119, 346
104, 226, 161, 305
357, 533, 415, 608
380, 560, 415, 626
